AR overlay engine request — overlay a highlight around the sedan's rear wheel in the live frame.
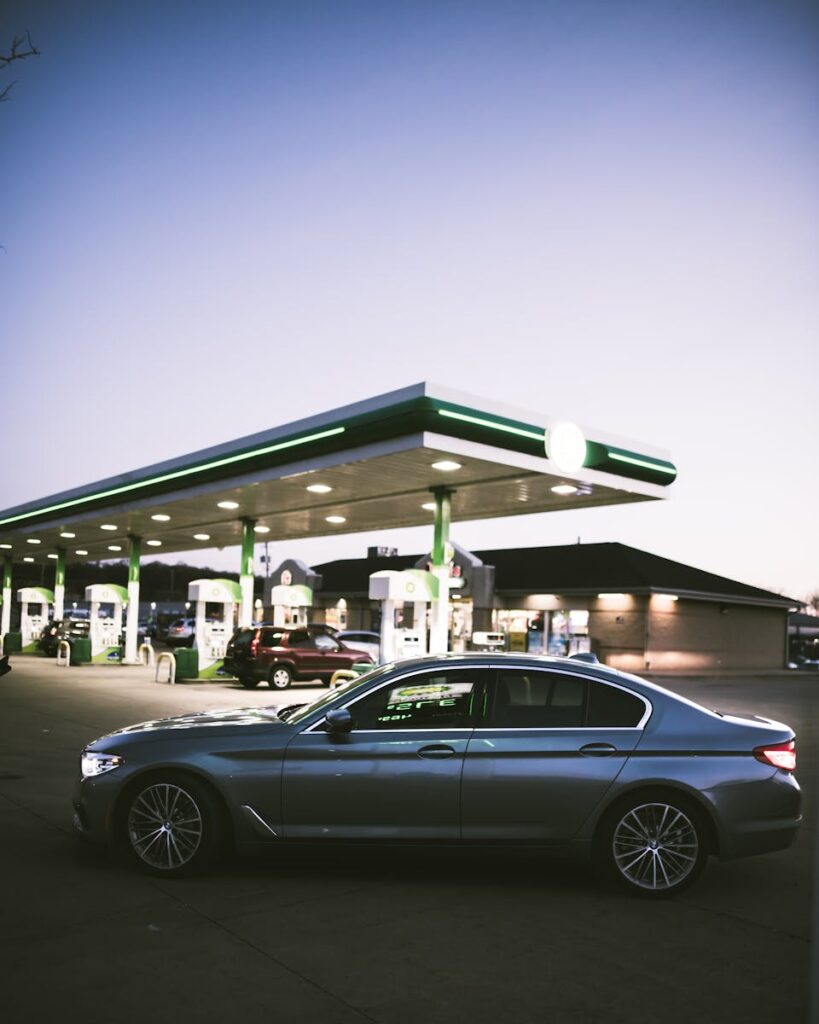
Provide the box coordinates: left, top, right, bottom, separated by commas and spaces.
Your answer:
268, 665, 293, 690
121, 775, 223, 877
597, 794, 708, 897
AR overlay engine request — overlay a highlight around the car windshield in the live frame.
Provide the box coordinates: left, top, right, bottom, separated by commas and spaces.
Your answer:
285, 664, 393, 725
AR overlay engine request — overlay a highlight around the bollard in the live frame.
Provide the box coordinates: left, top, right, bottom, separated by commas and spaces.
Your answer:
329, 668, 358, 689
155, 651, 176, 685
138, 643, 156, 668
56, 640, 71, 667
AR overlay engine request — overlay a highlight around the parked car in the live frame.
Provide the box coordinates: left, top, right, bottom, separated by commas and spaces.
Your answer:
39, 618, 92, 657
73, 652, 801, 894
164, 618, 196, 647
335, 629, 381, 661
224, 624, 375, 689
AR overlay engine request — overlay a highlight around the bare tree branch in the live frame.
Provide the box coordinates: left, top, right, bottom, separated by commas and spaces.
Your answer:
0, 32, 40, 102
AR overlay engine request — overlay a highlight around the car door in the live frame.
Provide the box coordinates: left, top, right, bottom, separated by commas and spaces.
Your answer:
461, 667, 649, 840
282, 667, 487, 838
312, 632, 352, 675
285, 628, 321, 677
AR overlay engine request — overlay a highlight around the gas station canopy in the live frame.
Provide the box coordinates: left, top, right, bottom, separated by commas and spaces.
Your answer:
0, 383, 676, 560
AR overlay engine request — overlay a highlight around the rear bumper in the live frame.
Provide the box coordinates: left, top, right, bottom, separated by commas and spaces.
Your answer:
714, 770, 802, 861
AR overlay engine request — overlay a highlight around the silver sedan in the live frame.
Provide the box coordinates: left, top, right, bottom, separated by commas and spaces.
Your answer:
73, 654, 801, 896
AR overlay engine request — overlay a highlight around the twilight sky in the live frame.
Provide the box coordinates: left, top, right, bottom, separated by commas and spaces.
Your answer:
1, 0, 817, 600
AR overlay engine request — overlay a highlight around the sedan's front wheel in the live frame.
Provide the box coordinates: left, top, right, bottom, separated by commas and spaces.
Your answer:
121, 774, 224, 877
597, 793, 709, 897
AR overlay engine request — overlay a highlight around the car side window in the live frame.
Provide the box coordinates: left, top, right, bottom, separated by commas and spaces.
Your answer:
287, 630, 314, 648
260, 629, 284, 647
349, 671, 482, 730
490, 670, 586, 728
587, 680, 646, 727
314, 634, 340, 651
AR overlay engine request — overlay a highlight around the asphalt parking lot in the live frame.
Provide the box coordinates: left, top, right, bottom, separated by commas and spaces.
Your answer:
0, 658, 815, 1024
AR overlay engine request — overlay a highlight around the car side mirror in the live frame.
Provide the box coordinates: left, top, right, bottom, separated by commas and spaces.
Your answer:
324, 708, 353, 733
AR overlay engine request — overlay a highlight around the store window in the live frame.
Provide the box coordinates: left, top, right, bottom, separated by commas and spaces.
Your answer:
350, 671, 480, 730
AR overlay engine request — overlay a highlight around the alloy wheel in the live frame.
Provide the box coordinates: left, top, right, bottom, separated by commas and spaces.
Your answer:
611, 802, 699, 892
127, 783, 203, 871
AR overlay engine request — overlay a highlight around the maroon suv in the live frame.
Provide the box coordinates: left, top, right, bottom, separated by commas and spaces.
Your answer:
224, 624, 375, 689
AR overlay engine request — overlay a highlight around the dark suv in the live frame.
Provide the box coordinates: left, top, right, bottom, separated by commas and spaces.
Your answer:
39, 618, 92, 657
224, 624, 374, 689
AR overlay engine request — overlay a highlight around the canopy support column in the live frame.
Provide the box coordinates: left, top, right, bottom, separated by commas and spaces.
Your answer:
123, 535, 141, 664
239, 518, 256, 628
429, 487, 453, 654
54, 547, 66, 620
1, 556, 11, 638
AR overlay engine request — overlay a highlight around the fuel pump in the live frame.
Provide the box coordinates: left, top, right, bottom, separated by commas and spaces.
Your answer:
368, 569, 438, 662
85, 584, 127, 661
187, 578, 241, 676
17, 587, 53, 652
270, 584, 313, 628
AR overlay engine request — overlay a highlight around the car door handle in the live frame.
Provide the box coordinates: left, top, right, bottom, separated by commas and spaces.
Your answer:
417, 744, 456, 759
579, 742, 617, 757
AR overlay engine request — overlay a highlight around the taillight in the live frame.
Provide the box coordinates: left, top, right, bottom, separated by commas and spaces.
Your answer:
250, 637, 259, 657
754, 740, 796, 771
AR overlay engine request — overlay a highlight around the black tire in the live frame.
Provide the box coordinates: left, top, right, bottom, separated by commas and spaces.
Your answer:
268, 664, 293, 690
239, 676, 260, 689
118, 772, 226, 878
594, 789, 709, 898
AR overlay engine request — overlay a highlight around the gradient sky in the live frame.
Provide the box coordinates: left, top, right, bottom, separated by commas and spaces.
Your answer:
1, 0, 817, 600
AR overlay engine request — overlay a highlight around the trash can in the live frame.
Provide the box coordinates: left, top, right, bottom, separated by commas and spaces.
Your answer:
174, 648, 199, 680
3, 632, 22, 654
72, 638, 92, 664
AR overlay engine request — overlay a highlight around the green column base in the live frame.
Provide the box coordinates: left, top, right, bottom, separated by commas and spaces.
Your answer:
173, 648, 199, 679
72, 638, 92, 664
3, 632, 22, 654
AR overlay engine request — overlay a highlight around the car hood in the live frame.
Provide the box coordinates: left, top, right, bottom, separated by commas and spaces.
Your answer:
88, 706, 288, 746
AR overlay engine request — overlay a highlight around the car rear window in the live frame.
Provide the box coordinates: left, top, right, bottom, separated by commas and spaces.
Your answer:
586, 681, 645, 727
260, 629, 284, 646
231, 629, 256, 652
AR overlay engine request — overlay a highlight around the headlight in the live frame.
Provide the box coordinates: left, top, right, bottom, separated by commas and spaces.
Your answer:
81, 751, 124, 778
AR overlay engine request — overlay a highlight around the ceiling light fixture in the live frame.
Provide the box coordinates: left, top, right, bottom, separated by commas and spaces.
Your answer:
421, 502, 437, 511
108, 545, 122, 552
255, 525, 270, 534
100, 524, 117, 531
146, 540, 162, 547
47, 553, 58, 560
431, 460, 461, 472
27, 538, 41, 545
325, 515, 346, 524
59, 531, 76, 539
217, 501, 239, 510
193, 533, 210, 541
23, 556, 34, 563
306, 483, 333, 494
151, 514, 171, 522
0, 543, 11, 550
551, 484, 579, 496
75, 549, 89, 556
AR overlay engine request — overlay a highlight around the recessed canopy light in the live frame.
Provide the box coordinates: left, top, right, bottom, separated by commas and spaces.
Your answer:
47, 553, 59, 560
655, 593, 679, 602
27, 538, 41, 545
598, 593, 627, 599
306, 484, 333, 494
551, 484, 579, 496
146, 540, 162, 547
59, 531, 76, 539
193, 533, 210, 541
255, 525, 270, 534
151, 514, 171, 522
421, 502, 437, 511
75, 549, 88, 556
431, 460, 461, 472
23, 556, 34, 563
108, 545, 122, 552
325, 515, 346, 524
217, 501, 239, 510
100, 524, 117, 531
0, 543, 11, 550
